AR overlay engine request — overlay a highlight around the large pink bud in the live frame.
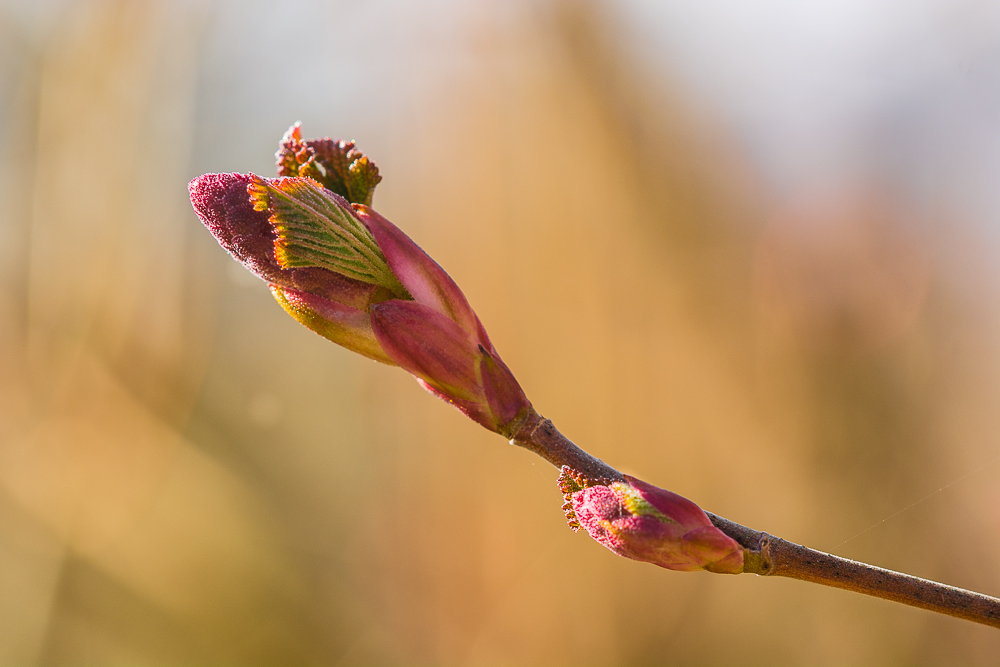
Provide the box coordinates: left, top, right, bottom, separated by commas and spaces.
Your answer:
189, 126, 531, 436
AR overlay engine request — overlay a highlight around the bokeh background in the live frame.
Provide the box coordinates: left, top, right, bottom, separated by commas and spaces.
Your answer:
2, 0, 1000, 664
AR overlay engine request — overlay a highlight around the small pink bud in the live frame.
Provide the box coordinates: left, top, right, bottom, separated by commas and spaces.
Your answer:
560, 468, 745, 574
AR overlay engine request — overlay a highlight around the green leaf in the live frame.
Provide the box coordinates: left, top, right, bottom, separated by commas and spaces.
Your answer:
250, 176, 405, 296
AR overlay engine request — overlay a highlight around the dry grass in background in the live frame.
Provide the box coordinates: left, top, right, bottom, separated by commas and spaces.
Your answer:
1, 0, 998, 664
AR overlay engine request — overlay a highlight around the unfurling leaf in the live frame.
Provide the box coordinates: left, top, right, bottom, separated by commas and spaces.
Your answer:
276, 122, 383, 206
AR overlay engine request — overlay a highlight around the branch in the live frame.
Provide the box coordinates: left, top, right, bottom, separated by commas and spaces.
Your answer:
190, 127, 1000, 632
511, 408, 1000, 629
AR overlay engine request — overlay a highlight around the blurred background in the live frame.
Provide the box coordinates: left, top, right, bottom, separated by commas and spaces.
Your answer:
2, 0, 1000, 664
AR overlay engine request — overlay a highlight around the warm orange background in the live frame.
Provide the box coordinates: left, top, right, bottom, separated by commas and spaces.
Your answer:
1, 1, 999, 664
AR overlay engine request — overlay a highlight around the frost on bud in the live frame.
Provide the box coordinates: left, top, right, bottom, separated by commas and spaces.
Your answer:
189, 125, 531, 435
559, 467, 745, 574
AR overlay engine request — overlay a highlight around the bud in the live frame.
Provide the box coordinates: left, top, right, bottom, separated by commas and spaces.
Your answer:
559, 468, 745, 574
189, 125, 531, 436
